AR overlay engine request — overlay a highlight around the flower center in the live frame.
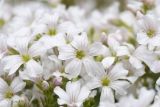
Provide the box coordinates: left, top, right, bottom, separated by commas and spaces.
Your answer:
147, 29, 155, 38
22, 54, 30, 62
5, 90, 14, 99
76, 50, 85, 59
0, 19, 5, 28
48, 28, 57, 36
94, 55, 104, 62
101, 76, 110, 86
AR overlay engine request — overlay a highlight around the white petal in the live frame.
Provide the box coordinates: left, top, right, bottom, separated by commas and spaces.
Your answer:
78, 86, 90, 102
108, 63, 128, 81
65, 59, 82, 78
25, 60, 43, 77
54, 86, 69, 104
100, 87, 114, 103
58, 45, 75, 60
57, 98, 68, 105
116, 46, 130, 56
102, 57, 115, 68
107, 35, 120, 50
89, 42, 103, 56
110, 81, 129, 95
15, 37, 30, 54
2, 55, 23, 75
11, 77, 26, 93
150, 61, 160, 73
0, 100, 11, 107
71, 33, 88, 50
29, 40, 47, 57
86, 79, 101, 90
66, 81, 81, 100
137, 32, 149, 45
0, 78, 8, 93
134, 45, 157, 70
156, 77, 160, 85
83, 58, 105, 77
129, 56, 143, 69
149, 36, 160, 46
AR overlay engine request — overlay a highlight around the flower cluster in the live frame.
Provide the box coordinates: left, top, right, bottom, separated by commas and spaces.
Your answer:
0, 0, 160, 107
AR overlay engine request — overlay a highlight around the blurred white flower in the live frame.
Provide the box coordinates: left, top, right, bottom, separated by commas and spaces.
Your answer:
54, 80, 90, 107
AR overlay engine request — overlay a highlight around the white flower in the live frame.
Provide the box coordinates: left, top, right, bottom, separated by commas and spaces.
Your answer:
54, 81, 90, 107
58, 33, 103, 78
0, 77, 26, 107
116, 43, 145, 82
2, 36, 44, 75
117, 87, 155, 107
135, 45, 160, 73
86, 63, 129, 103
136, 14, 160, 49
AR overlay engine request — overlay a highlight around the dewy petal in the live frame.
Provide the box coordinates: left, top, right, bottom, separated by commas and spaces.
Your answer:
108, 63, 128, 81
129, 56, 143, 69
58, 45, 75, 60
25, 60, 43, 77
100, 87, 114, 103
110, 81, 129, 95
54, 86, 69, 104
2, 55, 23, 75
77, 86, 90, 101
0, 78, 8, 93
89, 42, 103, 56
102, 57, 115, 69
11, 77, 26, 93
65, 59, 82, 78
137, 32, 149, 45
